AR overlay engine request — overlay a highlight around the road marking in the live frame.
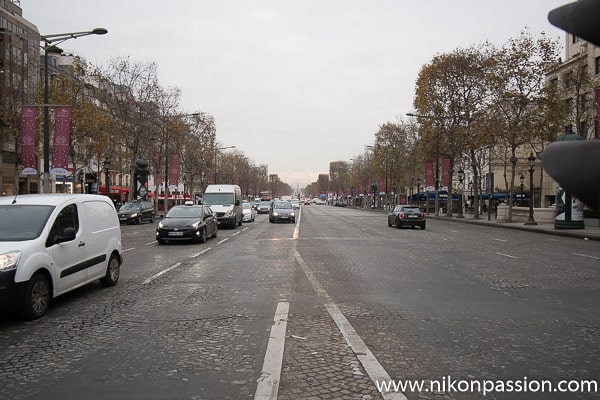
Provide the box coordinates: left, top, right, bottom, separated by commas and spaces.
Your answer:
572, 252, 600, 260
254, 301, 289, 400
142, 262, 182, 285
232, 231, 241, 237
294, 248, 406, 400
492, 238, 508, 242
217, 238, 229, 245
122, 247, 135, 253
145, 241, 156, 246
292, 208, 301, 239
496, 252, 518, 259
191, 248, 211, 258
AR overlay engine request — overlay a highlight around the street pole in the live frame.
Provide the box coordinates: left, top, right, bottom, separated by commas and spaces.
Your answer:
39, 28, 108, 193
524, 152, 538, 225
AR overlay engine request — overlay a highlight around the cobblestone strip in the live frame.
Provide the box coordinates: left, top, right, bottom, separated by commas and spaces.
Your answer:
277, 248, 406, 400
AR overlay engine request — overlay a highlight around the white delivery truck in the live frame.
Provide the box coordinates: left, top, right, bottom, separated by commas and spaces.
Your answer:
202, 184, 243, 228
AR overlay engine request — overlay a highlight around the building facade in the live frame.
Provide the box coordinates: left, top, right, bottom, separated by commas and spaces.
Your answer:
0, 0, 40, 196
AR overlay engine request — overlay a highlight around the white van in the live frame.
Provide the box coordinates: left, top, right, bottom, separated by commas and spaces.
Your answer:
202, 184, 243, 228
0, 194, 122, 319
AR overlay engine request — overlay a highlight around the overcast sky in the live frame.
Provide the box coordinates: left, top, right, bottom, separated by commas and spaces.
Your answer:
24, 0, 568, 188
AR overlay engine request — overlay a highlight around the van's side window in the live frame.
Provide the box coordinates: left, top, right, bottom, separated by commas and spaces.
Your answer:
46, 204, 79, 247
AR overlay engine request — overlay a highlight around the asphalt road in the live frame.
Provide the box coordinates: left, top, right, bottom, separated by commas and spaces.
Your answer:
1, 205, 599, 399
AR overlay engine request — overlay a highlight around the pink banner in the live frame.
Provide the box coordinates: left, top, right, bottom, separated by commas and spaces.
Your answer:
441, 158, 451, 188
595, 88, 600, 139
424, 161, 434, 187
153, 152, 163, 189
50, 107, 72, 175
169, 153, 180, 189
20, 106, 38, 175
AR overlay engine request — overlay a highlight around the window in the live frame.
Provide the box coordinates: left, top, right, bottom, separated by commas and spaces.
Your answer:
595, 56, 600, 75
46, 204, 79, 247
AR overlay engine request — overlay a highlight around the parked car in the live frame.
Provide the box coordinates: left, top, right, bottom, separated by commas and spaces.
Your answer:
388, 205, 426, 229
242, 202, 256, 222
257, 201, 271, 214
156, 204, 218, 244
117, 200, 155, 225
0, 194, 122, 320
269, 200, 296, 223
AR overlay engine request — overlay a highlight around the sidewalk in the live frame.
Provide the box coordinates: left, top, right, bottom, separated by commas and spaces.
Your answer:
430, 212, 600, 241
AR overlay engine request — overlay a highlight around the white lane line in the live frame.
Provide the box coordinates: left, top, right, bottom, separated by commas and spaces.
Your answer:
254, 301, 290, 400
572, 252, 600, 260
217, 238, 229, 245
294, 249, 406, 400
232, 231, 241, 237
142, 262, 182, 285
145, 241, 157, 246
292, 208, 301, 239
191, 248, 211, 258
122, 247, 135, 253
496, 252, 518, 259
492, 238, 508, 242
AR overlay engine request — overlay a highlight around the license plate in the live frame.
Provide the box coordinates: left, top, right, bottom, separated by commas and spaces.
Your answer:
407, 215, 417, 218
168, 231, 183, 236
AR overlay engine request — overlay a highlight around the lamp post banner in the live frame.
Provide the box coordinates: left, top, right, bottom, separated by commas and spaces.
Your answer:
20, 106, 38, 175
595, 88, 600, 139
425, 161, 434, 187
441, 157, 451, 188
50, 107, 72, 175
169, 153, 180, 190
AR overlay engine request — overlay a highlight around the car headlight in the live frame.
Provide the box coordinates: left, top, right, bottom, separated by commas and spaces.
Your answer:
192, 221, 201, 229
290, 212, 295, 217
272, 212, 279, 216
158, 221, 165, 229
225, 210, 234, 217
0, 251, 21, 272
131, 212, 139, 218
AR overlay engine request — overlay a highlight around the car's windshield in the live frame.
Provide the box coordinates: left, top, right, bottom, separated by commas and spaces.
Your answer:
166, 206, 204, 218
119, 202, 141, 212
259, 201, 270, 207
273, 201, 292, 209
0, 205, 55, 241
243, 203, 251, 209
203, 193, 235, 206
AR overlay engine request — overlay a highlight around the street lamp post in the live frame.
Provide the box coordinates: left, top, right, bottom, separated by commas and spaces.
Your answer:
519, 173, 525, 207
456, 169, 465, 218
40, 28, 108, 193
524, 152, 538, 226
213, 145, 236, 184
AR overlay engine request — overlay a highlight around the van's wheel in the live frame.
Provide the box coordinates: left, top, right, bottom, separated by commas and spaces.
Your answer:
19, 273, 51, 320
100, 254, 120, 287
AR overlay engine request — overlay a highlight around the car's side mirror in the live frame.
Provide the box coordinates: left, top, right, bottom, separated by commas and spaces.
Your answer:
55, 227, 76, 244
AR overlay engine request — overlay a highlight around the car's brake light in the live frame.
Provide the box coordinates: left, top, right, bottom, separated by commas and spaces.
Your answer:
422, 212, 426, 218
399, 212, 405, 218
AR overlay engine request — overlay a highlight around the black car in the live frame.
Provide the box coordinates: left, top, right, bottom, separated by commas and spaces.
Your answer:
118, 200, 155, 225
257, 201, 271, 214
156, 205, 218, 244
269, 200, 296, 223
388, 205, 426, 229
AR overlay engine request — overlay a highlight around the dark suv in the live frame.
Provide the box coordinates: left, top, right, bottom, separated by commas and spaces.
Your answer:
117, 201, 155, 225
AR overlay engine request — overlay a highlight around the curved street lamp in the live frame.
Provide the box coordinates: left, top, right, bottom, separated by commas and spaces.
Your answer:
41, 28, 108, 193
